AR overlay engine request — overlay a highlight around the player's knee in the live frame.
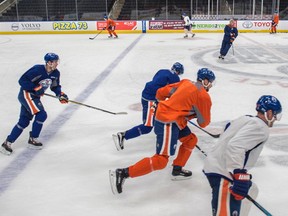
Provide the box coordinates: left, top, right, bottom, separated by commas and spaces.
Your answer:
140, 125, 153, 134
18, 116, 31, 129
151, 154, 169, 170
179, 133, 198, 149
35, 110, 47, 123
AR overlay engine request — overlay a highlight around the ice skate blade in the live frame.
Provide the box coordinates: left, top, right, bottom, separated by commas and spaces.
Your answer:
112, 134, 122, 151
0, 147, 12, 155
109, 170, 118, 195
171, 175, 192, 181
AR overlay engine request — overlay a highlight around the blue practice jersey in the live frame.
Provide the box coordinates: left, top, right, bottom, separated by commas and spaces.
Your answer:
18, 64, 62, 96
223, 25, 238, 42
142, 69, 180, 101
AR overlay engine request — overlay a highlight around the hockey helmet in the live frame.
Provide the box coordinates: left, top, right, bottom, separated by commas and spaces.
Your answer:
197, 68, 215, 83
256, 95, 282, 120
44, 53, 59, 63
104, 15, 108, 20
171, 62, 184, 75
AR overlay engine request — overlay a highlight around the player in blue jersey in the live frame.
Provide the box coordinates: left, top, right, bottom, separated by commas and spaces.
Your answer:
219, 19, 238, 60
112, 62, 184, 151
1, 53, 69, 155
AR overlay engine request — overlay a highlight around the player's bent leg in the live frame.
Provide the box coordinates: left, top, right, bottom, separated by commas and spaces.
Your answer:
171, 133, 197, 180
173, 133, 197, 167
129, 154, 169, 178
29, 110, 47, 149
109, 154, 169, 194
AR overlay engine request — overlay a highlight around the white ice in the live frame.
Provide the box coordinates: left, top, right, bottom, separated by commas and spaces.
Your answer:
0, 33, 287, 216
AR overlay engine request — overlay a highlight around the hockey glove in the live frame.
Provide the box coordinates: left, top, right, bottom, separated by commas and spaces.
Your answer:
229, 169, 252, 200
103, 27, 106, 30
58, 92, 69, 104
34, 85, 44, 96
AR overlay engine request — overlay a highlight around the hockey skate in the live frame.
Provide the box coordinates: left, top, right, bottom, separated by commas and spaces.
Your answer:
192, 33, 195, 38
112, 132, 125, 151
1, 140, 13, 155
184, 35, 188, 38
114, 35, 118, 39
109, 168, 128, 194
28, 132, 43, 150
108, 35, 113, 38
171, 166, 192, 181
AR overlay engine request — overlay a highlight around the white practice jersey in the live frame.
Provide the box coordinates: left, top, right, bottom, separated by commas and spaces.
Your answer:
183, 16, 191, 26
203, 115, 269, 180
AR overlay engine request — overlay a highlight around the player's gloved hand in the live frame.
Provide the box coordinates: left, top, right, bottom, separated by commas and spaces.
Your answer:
103, 27, 106, 30
58, 92, 69, 104
229, 169, 252, 200
34, 85, 44, 96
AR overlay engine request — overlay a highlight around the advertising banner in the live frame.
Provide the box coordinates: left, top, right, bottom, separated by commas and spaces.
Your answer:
97, 21, 138, 30
149, 21, 184, 30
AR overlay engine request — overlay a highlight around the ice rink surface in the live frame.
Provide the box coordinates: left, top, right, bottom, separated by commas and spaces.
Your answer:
0, 32, 287, 216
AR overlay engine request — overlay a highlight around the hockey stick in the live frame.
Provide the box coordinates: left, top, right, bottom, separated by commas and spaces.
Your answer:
246, 195, 272, 216
188, 120, 220, 138
89, 29, 104, 40
195, 145, 207, 156
44, 93, 127, 115
232, 43, 235, 55
189, 121, 273, 216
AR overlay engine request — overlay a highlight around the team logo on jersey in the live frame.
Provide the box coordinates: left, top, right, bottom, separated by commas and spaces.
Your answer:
39, 79, 52, 90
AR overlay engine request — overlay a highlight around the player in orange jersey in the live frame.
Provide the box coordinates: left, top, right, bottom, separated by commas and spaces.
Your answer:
270, 10, 279, 34
103, 15, 118, 38
109, 68, 216, 194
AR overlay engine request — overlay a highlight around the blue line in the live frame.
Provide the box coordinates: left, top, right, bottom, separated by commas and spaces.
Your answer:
0, 34, 144, 195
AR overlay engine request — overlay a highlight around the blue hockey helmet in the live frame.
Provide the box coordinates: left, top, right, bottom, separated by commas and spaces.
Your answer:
182, 13, 186, 17
197, 68, 216, 83
44, 53, 59, 62
256, 95, 282, 120
171, 62, 184, 75
104, 15, 108, 20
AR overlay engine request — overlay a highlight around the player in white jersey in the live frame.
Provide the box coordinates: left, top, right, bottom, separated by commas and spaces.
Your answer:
182, 13, 195, 38
203, 95, 282, 216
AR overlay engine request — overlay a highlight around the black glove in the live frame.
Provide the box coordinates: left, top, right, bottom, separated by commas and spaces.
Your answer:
34, 85, 44, 96
58, 92, 69, 104
103, 27, 106, 30
229, 169, 252, 200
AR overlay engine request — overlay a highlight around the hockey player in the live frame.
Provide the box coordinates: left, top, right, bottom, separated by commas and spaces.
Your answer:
109, 68, 216, 194
203, 95, 282, 216
0, 53, 69, 155
219, 19, 238, 60
103, 15, 118, 38
270, 11, 279, 34
182, 13, 195, 38
112, 62, 184, 151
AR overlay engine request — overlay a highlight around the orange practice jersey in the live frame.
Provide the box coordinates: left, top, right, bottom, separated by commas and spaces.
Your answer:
106, 19, 116, 27
273, 14, 279, 24
155, 79, 212, 129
